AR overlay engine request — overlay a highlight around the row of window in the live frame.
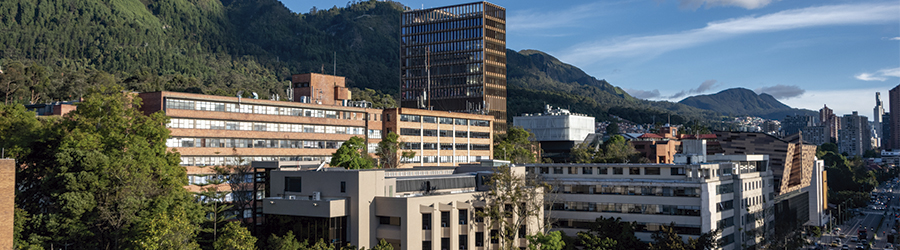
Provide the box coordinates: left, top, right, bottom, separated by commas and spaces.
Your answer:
554, 185, 702, 197
402, 74, 483, 90
179, 156, 330, 166
402, 13, 483, 33
554, 219, 701, 236
166, 137, 346, 149
166, 98, 368, 120
400, 155, 489, 164
716, 183, 734, 195
535, 166, 682, 176
401, 142, 491, 151
397, 115, 490, 127
168, 118, 366, 135
549, 202, 702, 216
404, 29, 484, 46
399, 128, 490, 138
716, 216, 734, 229
401, 85, 485, 100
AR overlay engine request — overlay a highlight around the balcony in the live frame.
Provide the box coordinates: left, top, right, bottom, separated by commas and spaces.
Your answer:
263, 196, 347, 218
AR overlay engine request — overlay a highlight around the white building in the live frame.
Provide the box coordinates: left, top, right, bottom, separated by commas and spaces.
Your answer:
525, 140, 775, 250
513, 105, 595, 162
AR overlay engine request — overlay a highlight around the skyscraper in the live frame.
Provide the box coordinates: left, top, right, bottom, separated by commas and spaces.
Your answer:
400, 2, 508, 133
819, 105, 839, 143
890, 84, 900, 150
874, 92, 884, 147
839, 111, 871, 156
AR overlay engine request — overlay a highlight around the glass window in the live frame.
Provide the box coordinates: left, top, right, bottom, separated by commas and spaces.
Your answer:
423, 116, 437, 123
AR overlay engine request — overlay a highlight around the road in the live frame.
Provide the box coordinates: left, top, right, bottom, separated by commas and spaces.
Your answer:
817, 181, 899, 250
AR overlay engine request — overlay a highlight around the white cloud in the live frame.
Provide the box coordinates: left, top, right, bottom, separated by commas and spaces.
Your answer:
678, 0, 774, 10
625, 88, 662, 99
559, 2, 899, 65
891, 37, 900, 41
755, 84, 805, 99
855, 67, 900, 81
780, 87, 882, 117
507, 2, 617, 32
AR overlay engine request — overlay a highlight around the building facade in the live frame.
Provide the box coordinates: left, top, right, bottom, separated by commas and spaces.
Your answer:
512, 105, 595, 162
839, 111, 871, 156
526, 141, 774, 249
400, 2, 508, 134
890, 84, 900, 150
820, 105, 839, 144
782, 115, 818, 137
261, 164, 542, 250
383, 107, 494, 167
875, 92, 885, 148
0, 159, 13, 250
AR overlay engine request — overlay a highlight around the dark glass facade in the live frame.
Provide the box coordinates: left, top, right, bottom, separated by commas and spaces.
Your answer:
400, 2, 507, 133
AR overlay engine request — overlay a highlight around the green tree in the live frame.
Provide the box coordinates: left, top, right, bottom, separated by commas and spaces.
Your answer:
371, 239, 395, 250
528, 231, 566, 250
11, 84, 202, 249
495, 127, 539, 164
132, 208, 201, 250
476, 165, 550, 250
649, 223, 717, 250
331, 136, 376, 169
375, 132, 401, 168
267, 231, 302, 250
606, 122, 619, 135
597, 135, 645, 163
576, 217, 647, 250
213, 222, 257, 250
198, 167, 236, 249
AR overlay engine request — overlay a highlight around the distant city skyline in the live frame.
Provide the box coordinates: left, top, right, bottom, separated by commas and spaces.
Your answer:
282, 0, 900, 119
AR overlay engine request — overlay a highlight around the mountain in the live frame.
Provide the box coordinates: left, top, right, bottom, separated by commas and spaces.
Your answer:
679, 88, 816, 120
0, 0, 723, 126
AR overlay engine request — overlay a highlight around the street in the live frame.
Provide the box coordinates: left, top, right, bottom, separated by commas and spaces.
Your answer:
817, 180, 899, 250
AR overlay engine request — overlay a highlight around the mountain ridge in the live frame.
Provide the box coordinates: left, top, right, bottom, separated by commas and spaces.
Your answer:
679, 88, 816, 119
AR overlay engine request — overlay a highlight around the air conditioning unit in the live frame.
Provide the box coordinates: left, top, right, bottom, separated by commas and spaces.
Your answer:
288, 195, 296, 200
312, 192, 321, 201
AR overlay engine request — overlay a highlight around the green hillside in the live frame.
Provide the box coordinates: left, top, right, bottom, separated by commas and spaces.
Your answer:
678, 88, 816, 120
1, 0, 723, 126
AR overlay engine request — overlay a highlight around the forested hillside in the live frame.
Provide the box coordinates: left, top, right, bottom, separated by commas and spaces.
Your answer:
1, 0, 724, 125
679, 88, 816, 120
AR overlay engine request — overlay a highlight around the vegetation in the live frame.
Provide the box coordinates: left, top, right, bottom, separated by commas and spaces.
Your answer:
374, 131, 414, 168
527, 231, 566, 250
476, 165, 550, 250
679, 88, 817, 120
330, 136, 375, 169
571, 135, 649, 163
494, 127, 540, 164
648, 223, 718, 250
213, 221, 258, 250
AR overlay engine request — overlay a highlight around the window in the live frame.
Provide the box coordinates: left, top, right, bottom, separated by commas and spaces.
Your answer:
455, 118, 467, 125
423, 116, 437, 123
645, 168, 660, 175
459, 235, 468, 250
629, 167, 640, 175
285, 177, 301, 192
490, 230, 499, 244
474, 208, 484, 222
475, 232, 484, 247
518, 225, 526, 238
441, 211, 450, 227
422, 213, 432, 230
583, 167, 592, 175
340, 181, 346, 193
440, 117, 453, 124
599, 167, 608, 174
613, 167, 623, 175
400, 128, 421, 136
671, 167, 686, 175
459, 210, 468, 225
552, 167, 563, 174
441, 238, 450, 250
423, 241, 431, 250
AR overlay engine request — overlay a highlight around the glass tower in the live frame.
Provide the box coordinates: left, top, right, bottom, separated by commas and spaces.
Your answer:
400, 2, 507, 133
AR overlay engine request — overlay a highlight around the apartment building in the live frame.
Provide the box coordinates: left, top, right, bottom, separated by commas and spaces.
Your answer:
261, 163, 541, 250
383, 108, 494, 167
839, 111, 872, 156
400, 1, 508, 134
526, 140, 774, 249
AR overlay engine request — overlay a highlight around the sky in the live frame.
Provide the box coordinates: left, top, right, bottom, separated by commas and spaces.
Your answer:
281, 0, 900, 119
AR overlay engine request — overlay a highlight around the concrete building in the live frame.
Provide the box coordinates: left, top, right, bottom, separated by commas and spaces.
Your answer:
1, 159, 13, 250
512, 105, 595, 162
875, 92, 885, 148
800, 126, 827, 146
629, 127, 719, 164
782, 115, 818, 137
260, 163, 542, 250
383, 107, 494, 167
526, 140, 774, 249
820, 105, 839, 144
839, 111, 871, 156
889, 84, 900, 150
884, 113, 892, 150
400, 2, 508, 134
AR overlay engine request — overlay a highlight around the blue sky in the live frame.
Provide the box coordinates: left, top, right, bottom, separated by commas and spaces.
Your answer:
281, 0, 900, 119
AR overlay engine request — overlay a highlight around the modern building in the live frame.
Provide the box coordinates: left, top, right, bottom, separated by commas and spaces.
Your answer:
875, 92, 885, 148
1, 159, 13, 250
820, 105, 839, 144
839, 111, 871, 156
889, 84, 900, 150
884, 113, 892, 150
260, 163, 542, 250
799, 126, 827, 146
628, 126, 719, 164
527, 140, 774, 249
512, 105, 595, 162
400, 2, 508, 134
383, 107, 494, 167
781, 115, 818, 137
714, 131, 817, 196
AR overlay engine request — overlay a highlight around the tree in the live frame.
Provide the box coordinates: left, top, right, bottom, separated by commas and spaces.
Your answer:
217, 150, 254, 224
132, 208, 201, 250
597, 135, 645, 163
606, 122, 619, 135
267, 231, 302, 250
495, 127, 539, 164
375, 132, 401, 168
11, 84, 202, 249
213, 221, 257, 250
476, 165, 549, 250
331, 136, 376, 169
371, 239, 395, 250
649, 223, 717, 250
576, 217, 647, 250
527, 231, 566, 250
198, 167, 236, 249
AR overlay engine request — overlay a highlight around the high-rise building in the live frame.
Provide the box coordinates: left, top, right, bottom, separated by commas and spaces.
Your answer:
890, 85, 900, 150
839, 111, 871, 156
875, 92, 884, 147
400, 2, 508, 134
884, 113, 892, 150
819, 105, 839, 143
782, 115, 818, 136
